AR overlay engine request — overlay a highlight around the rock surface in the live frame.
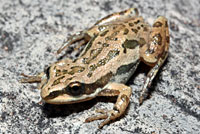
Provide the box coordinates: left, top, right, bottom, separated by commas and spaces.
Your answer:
0, 0, 199, 133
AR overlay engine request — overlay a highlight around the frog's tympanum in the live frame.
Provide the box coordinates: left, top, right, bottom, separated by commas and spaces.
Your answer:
21, 8, 169, 128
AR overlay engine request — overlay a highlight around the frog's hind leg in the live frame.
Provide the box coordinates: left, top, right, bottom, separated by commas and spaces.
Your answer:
94, 8, 139, 26
139, 16, 169, 105
57, 8, 139, 55
85, 82, 132, 128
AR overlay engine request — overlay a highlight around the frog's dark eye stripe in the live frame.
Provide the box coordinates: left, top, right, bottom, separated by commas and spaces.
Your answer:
44, 91, 61, 100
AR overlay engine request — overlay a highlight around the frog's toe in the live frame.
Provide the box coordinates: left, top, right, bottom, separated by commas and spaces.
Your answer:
85, 113, 108, 123
85, 109, 119, 128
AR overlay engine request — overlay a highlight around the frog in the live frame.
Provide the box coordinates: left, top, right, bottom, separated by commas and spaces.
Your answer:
20, 8, 169, 128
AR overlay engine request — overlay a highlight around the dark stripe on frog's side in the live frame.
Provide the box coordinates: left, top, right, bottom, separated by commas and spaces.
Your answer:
85, 72, 113, 95
81, 34, 98, 57
111, 61, 140, 83
68, 66, 85, 75
87, 49, 120, 77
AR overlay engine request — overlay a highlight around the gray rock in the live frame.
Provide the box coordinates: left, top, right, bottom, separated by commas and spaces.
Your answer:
0, 0, 199, 133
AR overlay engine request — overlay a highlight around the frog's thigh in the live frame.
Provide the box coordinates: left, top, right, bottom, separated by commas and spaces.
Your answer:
85, 8, 139, 37
139, 16, 169, 104
86, 82, 131, 128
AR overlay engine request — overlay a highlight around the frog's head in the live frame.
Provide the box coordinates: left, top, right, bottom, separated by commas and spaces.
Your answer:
40, 65, 99, 104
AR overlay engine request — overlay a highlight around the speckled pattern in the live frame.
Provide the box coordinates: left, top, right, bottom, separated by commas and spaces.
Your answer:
0, 0, 199, 133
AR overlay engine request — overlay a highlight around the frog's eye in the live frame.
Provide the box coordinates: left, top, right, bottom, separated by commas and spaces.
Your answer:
67, 82, 84, 96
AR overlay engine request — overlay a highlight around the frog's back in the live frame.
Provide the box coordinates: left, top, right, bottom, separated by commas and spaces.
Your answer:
72, 17, 150, 84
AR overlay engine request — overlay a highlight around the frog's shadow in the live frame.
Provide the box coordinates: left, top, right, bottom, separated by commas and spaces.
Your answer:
42, 96, 118, 118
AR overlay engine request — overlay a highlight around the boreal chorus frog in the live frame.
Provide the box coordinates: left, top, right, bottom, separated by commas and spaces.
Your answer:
21, 8, 169, 128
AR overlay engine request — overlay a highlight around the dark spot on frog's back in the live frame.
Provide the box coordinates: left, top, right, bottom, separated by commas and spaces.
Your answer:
123, 28, 129, 35
122, 39, 139, 50
128, 23, 134, 27
131, 28, 138, 34
134, 20, 140, 24
153, 21, 163, 27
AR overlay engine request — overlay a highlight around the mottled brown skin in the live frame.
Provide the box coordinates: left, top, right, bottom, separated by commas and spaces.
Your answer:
21, 8, 169, 128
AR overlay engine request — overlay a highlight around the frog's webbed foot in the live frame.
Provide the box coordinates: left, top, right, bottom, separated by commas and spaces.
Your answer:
139, 16, 169, 105
85, 83, 132, 128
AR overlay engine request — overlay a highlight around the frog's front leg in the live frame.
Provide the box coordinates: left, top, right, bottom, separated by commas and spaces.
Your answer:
139, 16, 170, 104
85, 83, 132, 128
94, 8, 139, 26
57, 31, 88, 54
20, 73, 44, 83
20, 72, 47, 89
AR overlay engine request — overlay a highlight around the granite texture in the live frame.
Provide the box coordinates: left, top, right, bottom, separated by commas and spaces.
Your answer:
0, 0, 200, 133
